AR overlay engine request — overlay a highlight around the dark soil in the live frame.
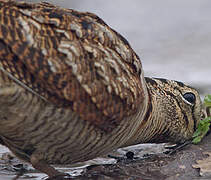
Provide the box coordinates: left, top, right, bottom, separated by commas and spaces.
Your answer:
72, 133, 211, 180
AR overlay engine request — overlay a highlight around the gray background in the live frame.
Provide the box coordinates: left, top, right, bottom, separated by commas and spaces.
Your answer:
28, 0, 211, 95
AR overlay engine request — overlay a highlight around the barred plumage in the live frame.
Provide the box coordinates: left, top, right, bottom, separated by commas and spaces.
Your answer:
0, 0, 203, 178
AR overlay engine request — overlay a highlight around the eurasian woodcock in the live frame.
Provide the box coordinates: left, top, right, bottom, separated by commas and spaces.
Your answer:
0, 0, 203, 178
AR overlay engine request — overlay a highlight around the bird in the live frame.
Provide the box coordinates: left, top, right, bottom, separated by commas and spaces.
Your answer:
0, 0, 203, 178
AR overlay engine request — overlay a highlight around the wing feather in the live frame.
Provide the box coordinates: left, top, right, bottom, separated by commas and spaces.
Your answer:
0, 1, 145, 131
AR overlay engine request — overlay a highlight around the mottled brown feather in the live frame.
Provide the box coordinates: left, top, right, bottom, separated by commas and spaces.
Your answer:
0, 1, 145, 131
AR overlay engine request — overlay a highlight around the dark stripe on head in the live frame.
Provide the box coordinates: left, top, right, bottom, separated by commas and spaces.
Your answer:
145, 77, 157, 86
175, 80, 185, 87
154, 78, 168, 84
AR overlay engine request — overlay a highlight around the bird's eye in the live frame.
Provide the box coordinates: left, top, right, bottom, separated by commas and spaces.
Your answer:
183, 92, 196, 104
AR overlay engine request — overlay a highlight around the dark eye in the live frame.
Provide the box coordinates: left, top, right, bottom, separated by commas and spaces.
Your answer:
183, 92, 196, 104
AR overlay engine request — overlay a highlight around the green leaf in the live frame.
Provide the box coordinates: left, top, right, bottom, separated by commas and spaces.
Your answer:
192, 136, 203, 144
192, 95, 211, 144
192, 119, 209, 135
204, 95, 211, 107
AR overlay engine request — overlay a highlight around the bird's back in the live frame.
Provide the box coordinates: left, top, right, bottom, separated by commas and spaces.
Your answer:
0, 0, 147, 164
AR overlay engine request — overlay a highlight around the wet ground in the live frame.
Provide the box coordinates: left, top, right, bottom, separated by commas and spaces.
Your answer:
0, 0, 211, 180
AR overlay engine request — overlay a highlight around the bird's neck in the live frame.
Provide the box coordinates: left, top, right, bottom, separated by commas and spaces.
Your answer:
123, 77, 169, 147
